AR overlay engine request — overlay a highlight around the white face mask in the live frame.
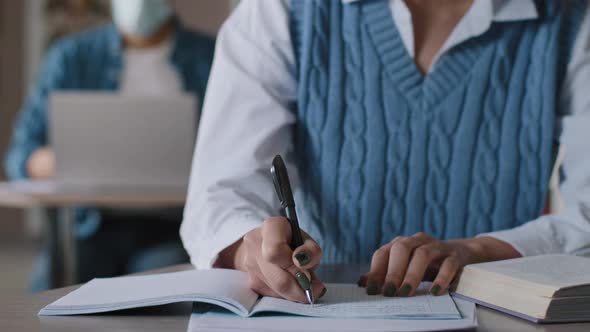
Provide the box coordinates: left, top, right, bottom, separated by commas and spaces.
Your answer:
111, 0, 173, 38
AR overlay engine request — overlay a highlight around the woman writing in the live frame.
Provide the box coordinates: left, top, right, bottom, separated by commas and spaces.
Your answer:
181, 0, 590, 302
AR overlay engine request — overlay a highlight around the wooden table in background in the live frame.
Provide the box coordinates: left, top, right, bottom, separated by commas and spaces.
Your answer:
2, 264, 590, 332
0, 180, 187, 288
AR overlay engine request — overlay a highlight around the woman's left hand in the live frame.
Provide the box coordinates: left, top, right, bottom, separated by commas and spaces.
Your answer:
358, 232, 521, 297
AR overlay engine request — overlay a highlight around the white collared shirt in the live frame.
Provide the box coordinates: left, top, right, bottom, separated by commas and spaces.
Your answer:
181, 0, 590, 269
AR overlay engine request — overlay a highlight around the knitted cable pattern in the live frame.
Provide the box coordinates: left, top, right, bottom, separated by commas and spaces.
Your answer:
289, 0, 584, 263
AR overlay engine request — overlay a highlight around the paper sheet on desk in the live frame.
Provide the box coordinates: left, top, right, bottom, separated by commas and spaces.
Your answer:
188, 297, 477, 332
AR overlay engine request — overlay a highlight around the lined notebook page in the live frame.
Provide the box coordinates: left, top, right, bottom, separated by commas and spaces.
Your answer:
252, 283, 460, 319
190, 298, 476, 332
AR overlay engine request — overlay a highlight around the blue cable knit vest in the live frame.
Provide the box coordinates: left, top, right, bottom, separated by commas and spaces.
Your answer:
289, 0, 585, 263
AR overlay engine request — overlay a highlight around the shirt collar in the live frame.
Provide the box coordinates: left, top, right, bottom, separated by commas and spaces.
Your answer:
341, 0, 538, 22
492, 0, 538, 22
341, 0, 539, 73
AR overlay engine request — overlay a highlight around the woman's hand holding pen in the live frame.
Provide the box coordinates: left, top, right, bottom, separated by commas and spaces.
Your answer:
220, 217, 326, 303
358, 232, 521, 297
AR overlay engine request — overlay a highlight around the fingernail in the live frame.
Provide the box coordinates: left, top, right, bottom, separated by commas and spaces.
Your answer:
383, 282, 397, 297
319, 287, 327, 298
430, 284, 441, 296
295, 272, 311, 290
366, 281, 380, 295
398, 283, 412, 297
357, 275, 366, 287
295, 252, 310, 266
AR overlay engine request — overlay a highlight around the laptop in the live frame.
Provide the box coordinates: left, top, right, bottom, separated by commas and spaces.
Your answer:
49, 93, 198, 190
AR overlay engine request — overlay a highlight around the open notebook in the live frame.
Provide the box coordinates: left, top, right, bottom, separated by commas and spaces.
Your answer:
189, 297, 477, 332
39, 269, 461, 319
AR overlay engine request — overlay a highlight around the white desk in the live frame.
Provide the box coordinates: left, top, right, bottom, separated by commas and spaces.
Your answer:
1, 264, 590, 332
0, 180, 187, 287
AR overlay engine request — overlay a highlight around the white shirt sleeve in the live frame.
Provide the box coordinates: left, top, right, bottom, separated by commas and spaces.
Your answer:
481, 5, 590, 257
180, 0, 298, 269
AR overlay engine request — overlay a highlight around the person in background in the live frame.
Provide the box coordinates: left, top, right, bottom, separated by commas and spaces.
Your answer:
4, 0, 214, 291
181, 0, 590, 302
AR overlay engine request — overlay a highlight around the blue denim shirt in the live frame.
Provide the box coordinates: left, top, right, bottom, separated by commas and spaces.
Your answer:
4, 21, 215, 238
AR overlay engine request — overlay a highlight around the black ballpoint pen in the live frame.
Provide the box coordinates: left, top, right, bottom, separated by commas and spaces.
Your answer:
270, 154, 314, 305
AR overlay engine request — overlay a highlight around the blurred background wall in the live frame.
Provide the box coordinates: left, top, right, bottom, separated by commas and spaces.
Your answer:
0, 0, 234, 295
0, 0, 29, 296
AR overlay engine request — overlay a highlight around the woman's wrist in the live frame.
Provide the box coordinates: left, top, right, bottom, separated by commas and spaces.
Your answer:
450, 236, 522, 265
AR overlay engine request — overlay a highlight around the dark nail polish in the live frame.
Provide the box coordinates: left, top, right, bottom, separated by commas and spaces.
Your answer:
319, 287, 327, 298
399, 283, 412, 297
366, 281, 380, 295
430, 284, 441, 296
295, 272, 311, 290
295, 252, 311, 266
357, 275, 366, 287
383, 282, 397, 297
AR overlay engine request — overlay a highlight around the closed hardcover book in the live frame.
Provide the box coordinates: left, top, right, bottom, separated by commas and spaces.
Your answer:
452, 254, 590, 323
